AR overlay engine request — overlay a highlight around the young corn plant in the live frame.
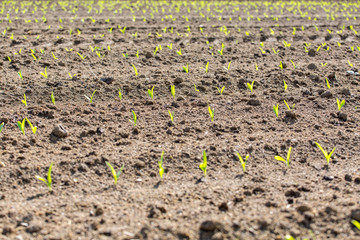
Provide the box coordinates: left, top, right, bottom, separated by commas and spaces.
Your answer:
283, 80, 288, 92
40, 67, 48, 78
132, 64, 138, 76
171, 85, 175, 99
36, 162, 54, 192
236, 152, 249, 173
314, 142, 335, 165
183, 64, 189, 73
205, 62, 209, 73
176, 49, 182, 55
284, 100, 295, 110
352, 220, 360, 231
130, 110, 137, 126
208, 106, 214, 122
21, 93, 27, 106
217, 86, 225, 95
25, 118, 37, 134
50, 92, 55, 105
247, 81, 255, 93
158, 151, 165, 179
148, 86, 155, 99
77, 52, 86, 60
273, 104, 279, 117
325, 78, 331, 88
274, 147, 292, 168
336, 98, 345, 111
168, 110, 174, 122
118, 88, 122, 101
17, 119, 26, 135
0, 122, 4, 134
85, 90, 97, 103
199, 150, 207, 177
105, 161, 124, 185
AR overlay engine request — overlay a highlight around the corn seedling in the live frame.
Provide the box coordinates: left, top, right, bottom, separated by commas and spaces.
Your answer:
279, 61, 283, 70
183, 64, 189, 73
167, 43, 172, 50
194, 84, 200, 92
18, 72, 23, 80
77, 52, 86, 60
290, 60, 296, 69
284, 100, 295, 110
176, 49, 182, 55
21, 93, 27, 106
199, 150, 207, 177
208, 106, 215, 122
36, 162, 54, 191
273, 104, 279, 117
259, 47, 266, 54
84, 90, 97, 103
217, 86, 225, 95
50, 92, 55, 105
136, 50, 139, 58
132, 64, 138, 77
168, 110, 174, 122
284, 80, 288, 92
171, 85, 175, 99
158, 151, 165, 179
205, 62, 209, 73
148, 86, 155, 99
325, 78, 331, 88
352, 220, 360, 231
227, 61, 231, 71
118, 88, 122, 101
247, 81, 255, 93
321, 62, 328, 67
17, 118, 25, 135
105, 161, 124, 185
275, 147, 292, 168
272, 48, 279, 54
40, 67, 48, 78
96, 51, 105, 59
65, 48, 73, 52
314, 142, 335, 165
51, 52, 58, 60
236, 152, 249, 173
0, 122, 4, 134
26, 118, 37, 134
130, 110, 137, 126
255, 63, 258, 71
68, 73, 76, 79
336, 98, 345, 111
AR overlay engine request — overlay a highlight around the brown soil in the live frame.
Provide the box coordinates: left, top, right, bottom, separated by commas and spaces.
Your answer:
1, 1, 360, 239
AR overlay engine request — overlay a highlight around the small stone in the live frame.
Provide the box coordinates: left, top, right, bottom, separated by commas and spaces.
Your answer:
285, 189, 301, 198
320, 91, 333, 98
100, 77, 114, 84
26, 225, 42, 233
51, 125, 68, 138
2, 226, 13, 235
95, 207, 104, 216
296, 205, 312, 214
145, 52, 153, 58
327, 72, 337, 81
200, 220, 224, 232
174, 77, 183, 84
345, 174, 353, 182
218, 202, 229, 212
308, 49, 316, 57
354, 178, 360, 184
351, 209, 360, 221
285, 111, 297, 119
338, 112, 347, 121
307, 63, 317, 70
323, 176, 334, 181
342, 88, 351, 96
247, 99, 261, 106
96, 127, 105, 134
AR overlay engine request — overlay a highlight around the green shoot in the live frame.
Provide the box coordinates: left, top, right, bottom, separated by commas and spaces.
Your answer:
279, 61, 283, 70
167, 43, 172, 50
217, 48, 223, 55
35, 162, 54, 191
130, 110, 137, 126
85, 90, 97, 103
348, 60, 353, 68
176, 49, 182, 55
255, 63, 258, 71
284, 80, 287, 92
77, 52, 86, 60
217, 86, 225, 95
132, 64, 138, 76
273, 104, 279, 117
158, 151, 165, 179
352, 220, 360, 231
199, 150, 207, 177
21, 93, 27, 106
17, 119, 26, 135
105, 161, 124, 185
284, 100, 295, 110
118, 88, 122, 101
168, 110, 174, 122
194, 84, 200, 92
236, 152, 249, 173
136, 50, 139, 58
40, 67, 48, 78
18, 72, 23, 80
51, 52, 58, 60
148, 86, 155, 99
171, 85, 175, 99
205, 62, 209, 73
31, 53, 37, 61
247, 81, 255, 93
336, 98, 345, 111
259, 47, 266, 55
25, 118, 37, 134
208, 106, 214, 122
290, 60, 296, 69
120, 26, 126, 34
0, 122, 4, 135
50, 92, 55, 105
183, 64, 189, 73
274, 147, 292, 168
227, 61, 231, 70
272, 48, 279, 54
325, 78, 331, 89
314, 142, 336, 165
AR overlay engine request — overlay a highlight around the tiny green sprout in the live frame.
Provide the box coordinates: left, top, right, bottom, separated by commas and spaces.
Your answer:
17, 118, 26, 135
236, 152, 249, 173
68, 72, 76, 79
259, 47, 266, 54
105, 161, 124, 185
18, 72, 23, 80
183, 64, 189, 73
321, 62, 328, 67
148, 86, 155, 99
40, 67, 48, 78
199, 150, 207, 177
217, 86, 225, 95
284, 80, 288, 92
51, 52, 58, 60
325, 78, 331, 88
77, 52, 86, 60
275, 147, 292, 168
90, 46, 95, 52
65, 48, 73, 52
227, 61, 231, 71
84, 90, 97, 103
273, 104, 279, 117
317, 45, 321, 52
314, 142, 336, 165
272, 48, 279, 54
158, 151, 165, 179
208, 106, 214, 122
279, 61, 283, 70
290, 60, 296, 69
118, 88, 122, 101
21, 93, 27, 106
348, 60, 353, 67
130, 110, 137, 126
205, 62, 209, 73
96, 51, 105, 59
168, 110, 174, 122
194, 84, 200, 92
217, 48, 223, 55
352, 220, 360, 231
284, 100, 295, 110
336, 98, 345, 111
122, 52, 127, 58
36, 162, 54, 191
255, 63, 258, 71
136, 50, 139, 58
167, 43, 172, 50
0, 122, 4, 135
7, 56, 11, 62
247, 81, 255, 93
50, 92, 55, 105
25, 118, 37, 134
176, 49, 182, 55
132, 64, 138, 77
171, 85, 175, 99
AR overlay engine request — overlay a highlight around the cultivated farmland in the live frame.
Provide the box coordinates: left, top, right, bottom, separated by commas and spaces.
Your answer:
0, 1, 360, 239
